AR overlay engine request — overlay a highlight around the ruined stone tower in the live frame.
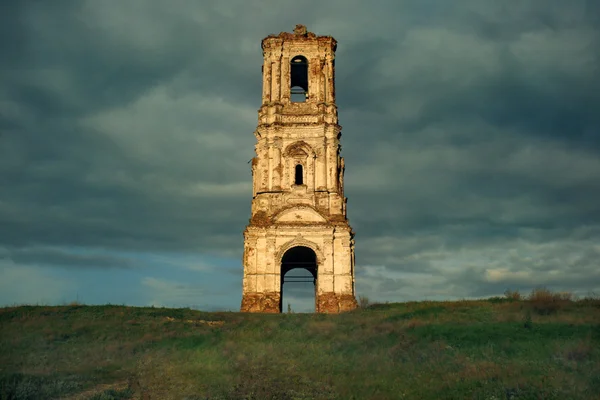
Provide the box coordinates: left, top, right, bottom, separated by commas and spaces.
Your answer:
240, 25, 357, 313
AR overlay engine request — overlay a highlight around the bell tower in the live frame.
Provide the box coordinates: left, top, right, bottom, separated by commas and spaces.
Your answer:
241, 25, 358, 313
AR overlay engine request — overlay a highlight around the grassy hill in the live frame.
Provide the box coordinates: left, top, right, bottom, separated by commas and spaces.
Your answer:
1, 289, 599, 400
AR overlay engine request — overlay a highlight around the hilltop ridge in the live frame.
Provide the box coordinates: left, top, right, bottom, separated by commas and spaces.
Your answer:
1, 290, 599, 399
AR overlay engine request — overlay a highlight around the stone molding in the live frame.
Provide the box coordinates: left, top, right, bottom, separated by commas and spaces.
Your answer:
275, 235, 325, 265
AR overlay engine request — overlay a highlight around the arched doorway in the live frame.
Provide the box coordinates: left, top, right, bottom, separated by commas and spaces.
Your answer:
280, 246, 317, 313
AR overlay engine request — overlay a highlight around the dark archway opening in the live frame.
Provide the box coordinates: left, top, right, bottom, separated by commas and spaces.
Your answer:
291, 55, 308, 103
281, 246, 317, 313
294, 164, 303, 185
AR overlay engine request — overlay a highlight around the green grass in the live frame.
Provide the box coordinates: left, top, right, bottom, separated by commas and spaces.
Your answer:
1, 294, 599, 399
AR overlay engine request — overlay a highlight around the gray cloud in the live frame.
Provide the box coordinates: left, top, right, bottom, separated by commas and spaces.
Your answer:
0, 247, 137, 269
1, 0, 599, 302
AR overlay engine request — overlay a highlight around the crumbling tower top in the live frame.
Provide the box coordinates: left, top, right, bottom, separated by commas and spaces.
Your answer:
259, 25, 338, 120
262, 24, 337, 49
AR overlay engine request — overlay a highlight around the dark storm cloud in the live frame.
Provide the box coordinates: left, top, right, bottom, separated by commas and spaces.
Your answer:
1, 0, 599, 299
1, 247, 137, 269
0, 1, 265, 255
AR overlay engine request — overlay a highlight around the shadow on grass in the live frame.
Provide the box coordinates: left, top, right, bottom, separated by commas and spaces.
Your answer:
0, 372, 83, 400
88, 387, 134, 400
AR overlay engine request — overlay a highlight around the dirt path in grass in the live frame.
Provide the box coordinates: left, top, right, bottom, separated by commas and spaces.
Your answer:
62, 380, 135, 400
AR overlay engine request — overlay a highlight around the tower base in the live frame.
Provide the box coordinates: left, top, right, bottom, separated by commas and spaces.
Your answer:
240, 292, 281, 313
240, 292, 357, 313
316, 292, 358, 313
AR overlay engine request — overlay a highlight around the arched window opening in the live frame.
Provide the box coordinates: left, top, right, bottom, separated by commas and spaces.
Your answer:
291, 56, 308, 103
281, 246, 317, 313
294, 164, 303, 185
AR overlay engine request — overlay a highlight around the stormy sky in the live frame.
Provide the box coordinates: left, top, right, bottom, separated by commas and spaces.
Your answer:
1, 0, 599, 312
